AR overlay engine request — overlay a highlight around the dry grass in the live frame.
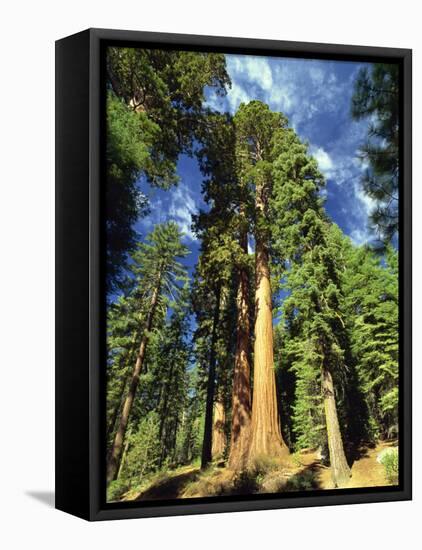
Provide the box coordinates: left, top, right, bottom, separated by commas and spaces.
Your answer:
115, 440, 397, 501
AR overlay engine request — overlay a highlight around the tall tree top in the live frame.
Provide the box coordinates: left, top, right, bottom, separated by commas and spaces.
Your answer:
129, 222, 189, 305
234, 101, 288, 167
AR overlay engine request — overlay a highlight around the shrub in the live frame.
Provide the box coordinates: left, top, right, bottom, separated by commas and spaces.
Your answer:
284, 469, 318, 491
107, 478, 131, 502
249, 455, 280, 475
378, 447, 399, 484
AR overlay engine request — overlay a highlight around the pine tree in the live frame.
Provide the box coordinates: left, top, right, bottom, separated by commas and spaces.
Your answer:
106, 293, 143, 448
155, 284, 192, 468
271, 128, 351, 486
106, 92, 156, 288
193, 113, 242, 469
351, 64, 399, 245
179, 365, 205, 465
211, 398, 227, 460
107, 222, 189, 482
196, 111, 253, 470
343, 244, 399, 439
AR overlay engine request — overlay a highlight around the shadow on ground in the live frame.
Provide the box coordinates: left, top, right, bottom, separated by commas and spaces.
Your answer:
283, 462, 323, 492
26, 491, 55, 508
136, 469, 200, 501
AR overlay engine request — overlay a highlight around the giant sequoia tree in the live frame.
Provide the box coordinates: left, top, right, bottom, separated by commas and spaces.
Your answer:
234, 102, 290, 462
107, 222, 189, 482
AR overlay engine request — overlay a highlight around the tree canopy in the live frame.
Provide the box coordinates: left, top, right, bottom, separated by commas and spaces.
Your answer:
104, 50, 400, 500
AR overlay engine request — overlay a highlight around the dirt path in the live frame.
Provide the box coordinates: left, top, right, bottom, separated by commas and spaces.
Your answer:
343, 441, 395, 489
297, 441, 395, 489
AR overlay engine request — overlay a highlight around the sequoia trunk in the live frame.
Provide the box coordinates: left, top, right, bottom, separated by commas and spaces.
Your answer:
228, 227, 252, 470
248, 177, 288, 463
107, 283, 160, 483
211, 399, 227, 460
322, 367, 351, 487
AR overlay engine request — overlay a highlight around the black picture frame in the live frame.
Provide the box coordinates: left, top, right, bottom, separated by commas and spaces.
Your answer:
55, 28, 412, 521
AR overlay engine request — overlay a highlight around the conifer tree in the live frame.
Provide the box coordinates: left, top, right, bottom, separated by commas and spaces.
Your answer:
196, 111, 254, 470
155, 284, 192, 467
271, 128, 351, 486
105, 48, 230, 288
351, 64, 399, 244
107, 222, 189, 482
234, 101, 289, 463
191, 254, 228, 469
342, 244, 399, 438
179, 365, 205, 465
106, 294, 143, 446
211, 398, 227, 460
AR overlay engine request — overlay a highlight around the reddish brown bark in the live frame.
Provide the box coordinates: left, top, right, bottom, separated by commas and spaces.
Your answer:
248, 177, 288, 464
211, 399, 227, 460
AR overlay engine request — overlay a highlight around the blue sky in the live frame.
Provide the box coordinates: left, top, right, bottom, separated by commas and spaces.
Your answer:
136, 53, 376, 281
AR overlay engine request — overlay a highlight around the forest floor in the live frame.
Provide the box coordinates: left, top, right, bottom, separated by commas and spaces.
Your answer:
118, 440, 397, 502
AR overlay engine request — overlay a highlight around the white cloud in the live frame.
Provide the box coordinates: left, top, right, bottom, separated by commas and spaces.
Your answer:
204, 56, 347, 129
267, 83, 294, 113
210, 55, 274, 113
310, 146, 334, 175
225, 82, 252, 112
350, 228, 371, 246
228, 55, 273, 90
309, 67, 325, 85
353, 179, 376, 218
168, 183, 198, 242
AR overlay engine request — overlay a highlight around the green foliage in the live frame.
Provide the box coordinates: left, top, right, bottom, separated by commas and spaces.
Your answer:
269, 127, 351, 453
284, 470, 319, 492
106, 477, 132, 502
342, 244, 399, 438
104, 56, 400, 496
288, 340, 326, 450
179, 379, 205, 465
154, 285, 192, 467
122, 412, 162, 479
106, 91, 154, 287
379, 447, 399, 484
106, 223, 192, 480
105, 46, 230, 289
351, 64, 399, 245
233, 101, 288, 242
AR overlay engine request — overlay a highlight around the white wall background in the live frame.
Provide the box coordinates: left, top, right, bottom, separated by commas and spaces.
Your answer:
0, 1, 419, 547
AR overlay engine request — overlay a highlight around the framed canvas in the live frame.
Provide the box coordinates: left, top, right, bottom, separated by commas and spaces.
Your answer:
55, 28, 412, 521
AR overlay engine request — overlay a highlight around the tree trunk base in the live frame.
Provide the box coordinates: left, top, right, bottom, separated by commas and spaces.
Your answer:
331, 467, 352, 488
247, 436, 290, 469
